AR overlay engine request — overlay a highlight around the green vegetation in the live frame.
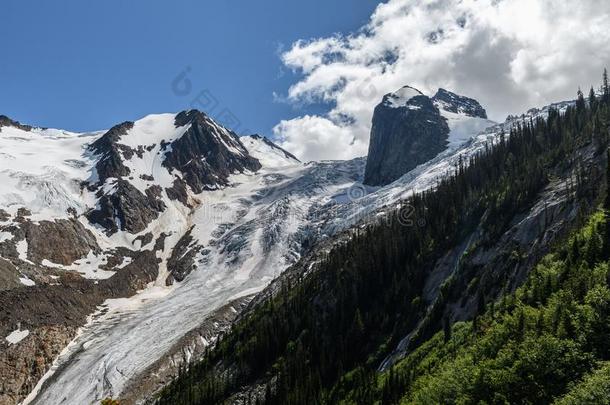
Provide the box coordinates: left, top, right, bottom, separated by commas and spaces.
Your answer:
379, 210, 610, 404
157, 74, 610, 405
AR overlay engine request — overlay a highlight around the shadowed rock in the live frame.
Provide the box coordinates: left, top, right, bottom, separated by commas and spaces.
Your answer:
364, 86, 449, 186
23, 219, 101, 265
163, 110, 261, 194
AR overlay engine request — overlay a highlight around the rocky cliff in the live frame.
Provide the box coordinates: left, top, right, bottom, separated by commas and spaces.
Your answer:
364, 86, 449, 186
364, 86, 491, 187
431, 88, 487, 118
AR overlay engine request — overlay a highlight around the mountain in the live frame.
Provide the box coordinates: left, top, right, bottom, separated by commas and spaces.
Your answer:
431, 88, 488, 118
0, 91, 493, 404
0, 110, 370, 405
156, 86, 610, 405
364, 86, 495, 186
2, 78, 608, 405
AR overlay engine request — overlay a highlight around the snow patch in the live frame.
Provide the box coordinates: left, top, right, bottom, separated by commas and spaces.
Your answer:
5, 328, 29, 345
42, 251, 116, 280
19, 276, 35, 286
242, 136, 300, 169
16, 239, 30, 263
439, 109, 497, 149
385, 86, 423, 108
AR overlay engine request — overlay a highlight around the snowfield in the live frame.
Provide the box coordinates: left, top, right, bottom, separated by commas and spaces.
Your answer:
5, 328, 29, 345
0, 125, 100, 221
25, 159, 365, 404
384, 85, 424, 108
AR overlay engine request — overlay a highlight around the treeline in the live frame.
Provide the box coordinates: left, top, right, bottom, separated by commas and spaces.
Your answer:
156, 71, 610, 405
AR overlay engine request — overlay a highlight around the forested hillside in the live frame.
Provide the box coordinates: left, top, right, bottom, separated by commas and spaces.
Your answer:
350, 208, 610, 404
156, 73, 610, 405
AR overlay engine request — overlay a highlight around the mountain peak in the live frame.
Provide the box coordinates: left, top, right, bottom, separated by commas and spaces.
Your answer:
365, 88, 449, 186
0, 115, 33, 132
432, 88, 487, 118
173, 109, 209, 127
382, 86, 424, 108
364, 86, 494, 186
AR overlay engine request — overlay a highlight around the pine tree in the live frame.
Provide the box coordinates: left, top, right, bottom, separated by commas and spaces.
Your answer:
602, 69, 610, 103
605, 149, 610, 210
589, 86, 597, 108
443, 316, 452, 343
577, 87, 585, 110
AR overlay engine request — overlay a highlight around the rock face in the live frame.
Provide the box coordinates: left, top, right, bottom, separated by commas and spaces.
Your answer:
0, 116, 32, 132
165, 226, 202, 286
87, 180, 166, 235
364, 86, 449, 186
23, 219, 101, 265
431, 88, 487, 119
0, 325, 76, 405
89, 121, 135, 183
164, 110, 261, 194
364, 86, 491, 187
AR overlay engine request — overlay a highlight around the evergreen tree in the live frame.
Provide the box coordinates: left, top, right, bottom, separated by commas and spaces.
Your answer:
577, 87, 586, 110
602, 69, 610, 103
606, 149, 610, 211
589, 86, 597, 108
443, 316, 452, 343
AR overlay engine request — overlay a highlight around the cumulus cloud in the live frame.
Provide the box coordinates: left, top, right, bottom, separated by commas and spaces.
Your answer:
273, 0, 610, 161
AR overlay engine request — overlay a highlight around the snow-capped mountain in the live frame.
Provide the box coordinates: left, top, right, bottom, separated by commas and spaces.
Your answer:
0, 110, 366, 405
0, 94, 574, 404
363, 86, 495, 186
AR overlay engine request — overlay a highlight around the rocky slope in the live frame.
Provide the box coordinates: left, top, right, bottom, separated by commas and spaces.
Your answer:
0, 113, 296, 405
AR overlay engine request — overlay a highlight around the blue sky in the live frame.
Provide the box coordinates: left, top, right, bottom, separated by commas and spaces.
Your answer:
0, 0, 379, 134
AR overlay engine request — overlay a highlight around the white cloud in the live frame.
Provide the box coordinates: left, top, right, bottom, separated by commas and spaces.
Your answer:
274, 0, 610, 161
274, 115, 368, 161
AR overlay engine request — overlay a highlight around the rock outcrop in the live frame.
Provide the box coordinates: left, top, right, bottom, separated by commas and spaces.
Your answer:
363, 86, 490, 187
364, 86, 449, 186
431, 88, 487, 119
89, 121, 135, 183
87, 180, 166, 235
165, 227, 202, 286
23, 219, 100, 266
163, 110, 261, 194
0, 116, 32, 132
